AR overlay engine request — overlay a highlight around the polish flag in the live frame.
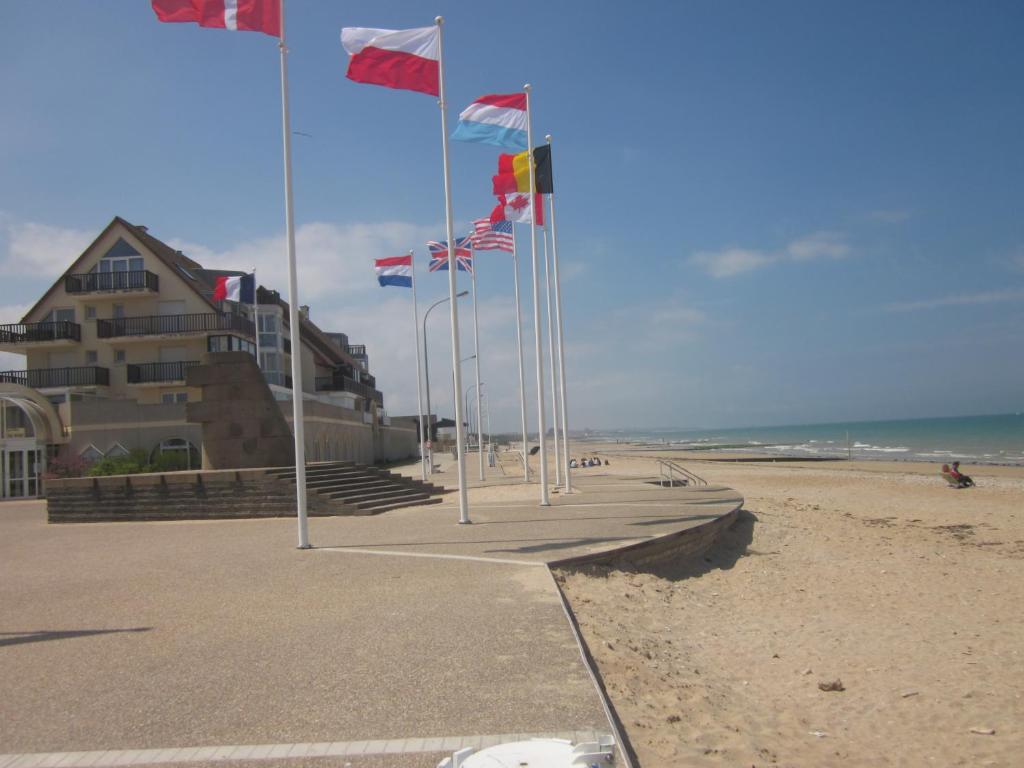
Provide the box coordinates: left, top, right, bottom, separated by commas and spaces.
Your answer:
151, 0, 280, 37
340, 26, 440, 96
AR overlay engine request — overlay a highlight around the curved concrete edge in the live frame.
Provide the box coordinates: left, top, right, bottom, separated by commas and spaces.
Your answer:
544, 486, 745, 768
548, 490, 745, 570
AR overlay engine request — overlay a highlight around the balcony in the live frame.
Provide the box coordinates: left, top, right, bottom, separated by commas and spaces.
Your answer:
315, 375, 383, 406
97, 313, 254, 339
65, 270, 159, 295
0, 366, 109, 389
0, 321, 80, 350
126, 360, 200, 384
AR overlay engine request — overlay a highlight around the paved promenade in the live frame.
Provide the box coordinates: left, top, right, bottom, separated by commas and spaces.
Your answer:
0, 471, 742, 768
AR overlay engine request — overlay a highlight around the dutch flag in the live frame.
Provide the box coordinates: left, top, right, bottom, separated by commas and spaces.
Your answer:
375, 255, 413, 288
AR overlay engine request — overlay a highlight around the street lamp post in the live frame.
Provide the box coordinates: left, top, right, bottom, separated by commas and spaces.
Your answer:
424, 290, 469, 473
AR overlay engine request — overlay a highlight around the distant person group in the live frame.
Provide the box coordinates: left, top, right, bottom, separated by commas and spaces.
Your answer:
569, 457, 608, 469
941, 461, 975, 488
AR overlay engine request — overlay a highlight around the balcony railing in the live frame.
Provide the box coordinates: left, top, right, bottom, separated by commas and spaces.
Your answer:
0, 366, 109, 389
0, 321, 80, 345
346, 344, 366, 357
126, 360, 200, 384
97, 313, 254, 339
65, 270, 159, 294
315, 375, 383, 406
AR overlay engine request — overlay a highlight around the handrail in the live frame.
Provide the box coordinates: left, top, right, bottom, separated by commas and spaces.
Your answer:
66, 270, 159, 293
656, 458, 707, 487
0, 321, 81, 344
97, 312, 254, 339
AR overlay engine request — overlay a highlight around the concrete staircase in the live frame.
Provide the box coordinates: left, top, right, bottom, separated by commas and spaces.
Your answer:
266, 461, 447, 516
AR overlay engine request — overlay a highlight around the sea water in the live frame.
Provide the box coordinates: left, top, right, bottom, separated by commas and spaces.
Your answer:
596, 414, 1024, 466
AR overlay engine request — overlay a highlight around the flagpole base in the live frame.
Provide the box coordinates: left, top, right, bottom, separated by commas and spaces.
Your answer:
458, 519, 473, 525
297, 544, 312, 550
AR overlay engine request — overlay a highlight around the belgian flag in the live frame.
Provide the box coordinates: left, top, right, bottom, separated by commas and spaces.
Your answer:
492, 145, 554, 196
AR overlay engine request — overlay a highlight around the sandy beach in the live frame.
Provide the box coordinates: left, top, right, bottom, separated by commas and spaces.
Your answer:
534, 446, 1024, 766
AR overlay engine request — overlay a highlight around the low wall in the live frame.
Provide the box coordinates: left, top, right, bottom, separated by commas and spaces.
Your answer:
549, 506, 742, 570
46, 467, 338, 523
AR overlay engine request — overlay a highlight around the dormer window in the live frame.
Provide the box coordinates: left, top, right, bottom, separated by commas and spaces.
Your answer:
93, 238, 144, 274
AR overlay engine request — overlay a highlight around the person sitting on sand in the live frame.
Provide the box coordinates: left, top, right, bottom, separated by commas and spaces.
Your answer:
951, 461, 975, 488
569, 458, 577, 468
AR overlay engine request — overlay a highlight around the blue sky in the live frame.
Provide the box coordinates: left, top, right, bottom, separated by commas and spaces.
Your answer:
1, 1, 1022, 431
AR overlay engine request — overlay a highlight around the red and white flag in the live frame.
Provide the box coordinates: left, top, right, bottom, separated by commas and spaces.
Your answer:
340, 26, 440, 96
491, 192, 544, 227
151, 0, 280, 36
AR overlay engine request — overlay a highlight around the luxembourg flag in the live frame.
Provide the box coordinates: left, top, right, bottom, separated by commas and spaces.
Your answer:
212, 273, 256, 303
450, 93, 528, 151
374, 255, 413, 288
340, 26, 440, 96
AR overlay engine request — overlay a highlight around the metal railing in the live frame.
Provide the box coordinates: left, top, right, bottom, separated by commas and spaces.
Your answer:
0, 321, 81, 344
0, 366, 109, 388
65, 270, 159, 294
314, 375, 384, 406
97, 312, 254, 339
656, 458, 708, 487
126, 360, 200, 384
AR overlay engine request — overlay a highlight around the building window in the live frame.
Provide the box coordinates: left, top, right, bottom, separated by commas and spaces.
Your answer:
258, 312, 279, 351
113, 304, 125, 319
85, 350, 98, 364
79, 444, 104, 463
85, 306, 97, 320
106, 443, 130, 458
114, 349, 126, 364
161, 392, 188, 404
261, 351, 283, 385
208, 335, 256, 356
151, 438, 200, 470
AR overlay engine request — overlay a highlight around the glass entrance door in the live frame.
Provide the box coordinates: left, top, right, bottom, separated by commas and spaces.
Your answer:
1, 447, 42, 499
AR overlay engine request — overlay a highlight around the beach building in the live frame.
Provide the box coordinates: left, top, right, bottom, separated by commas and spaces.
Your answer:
0, 216, 417, 499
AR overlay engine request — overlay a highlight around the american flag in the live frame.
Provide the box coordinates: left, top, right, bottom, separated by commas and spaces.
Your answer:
470, 218, 513, 252
427, 237, 474, 273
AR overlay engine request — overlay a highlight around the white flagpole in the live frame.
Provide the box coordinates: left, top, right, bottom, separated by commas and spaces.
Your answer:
436, 17, 470, 524
524, 84, 549, 506
542, 223, 561, 487
471, 248, 484, 480
510, 226, 531, 481
253, 267, 261, 370
546, 135, 572, 493
410, 250, 427, 481
278, 0, 309, 547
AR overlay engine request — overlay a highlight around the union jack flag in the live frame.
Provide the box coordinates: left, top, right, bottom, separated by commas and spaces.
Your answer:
427, 236, 474, 273
470, 218, 513, 252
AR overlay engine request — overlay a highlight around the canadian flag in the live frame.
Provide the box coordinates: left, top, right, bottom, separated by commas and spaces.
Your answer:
151, 0, 280, 37
491, 192, 544, 227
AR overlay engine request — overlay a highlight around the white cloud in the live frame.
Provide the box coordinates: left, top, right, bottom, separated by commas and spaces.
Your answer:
690, 231, 851, 278
690, 247, 771, 278
0, 217, 94, 277
883, 288, 1024, 313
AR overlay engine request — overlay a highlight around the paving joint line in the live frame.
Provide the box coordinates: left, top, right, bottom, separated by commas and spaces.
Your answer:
0, 732, 612, 768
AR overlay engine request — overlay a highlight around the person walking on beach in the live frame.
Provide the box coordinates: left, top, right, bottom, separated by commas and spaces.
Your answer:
951, 461, 975, 488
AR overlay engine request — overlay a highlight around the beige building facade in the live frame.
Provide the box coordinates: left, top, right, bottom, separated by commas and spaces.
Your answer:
0, 217, 416, 498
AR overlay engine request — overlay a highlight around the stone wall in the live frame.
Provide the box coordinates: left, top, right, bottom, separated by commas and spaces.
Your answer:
186, 351, 295, 469
45, 467, 338, 523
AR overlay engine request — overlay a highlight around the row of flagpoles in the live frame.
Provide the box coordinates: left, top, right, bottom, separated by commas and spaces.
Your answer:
150, 0, 570, 541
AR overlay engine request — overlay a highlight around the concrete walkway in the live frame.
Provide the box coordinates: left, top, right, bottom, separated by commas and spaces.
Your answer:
0, 472, 742, 767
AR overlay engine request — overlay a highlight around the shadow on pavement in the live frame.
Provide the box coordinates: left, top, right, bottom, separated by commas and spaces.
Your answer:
0, 627, 152, 648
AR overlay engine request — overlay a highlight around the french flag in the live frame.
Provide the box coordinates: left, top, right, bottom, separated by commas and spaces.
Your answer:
341, 26, 439, 97
375, 255, 413, 288
451, 93, 528, 151
213, 273, 256, 303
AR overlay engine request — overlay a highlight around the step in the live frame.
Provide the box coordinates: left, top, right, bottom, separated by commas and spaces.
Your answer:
355, 495, 445, 514
326, 487, 430, 504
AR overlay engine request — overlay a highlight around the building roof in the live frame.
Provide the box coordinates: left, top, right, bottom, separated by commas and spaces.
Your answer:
21, 216, 219, 322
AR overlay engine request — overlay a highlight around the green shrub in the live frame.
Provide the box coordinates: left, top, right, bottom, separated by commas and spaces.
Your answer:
86, 449, 151, 477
